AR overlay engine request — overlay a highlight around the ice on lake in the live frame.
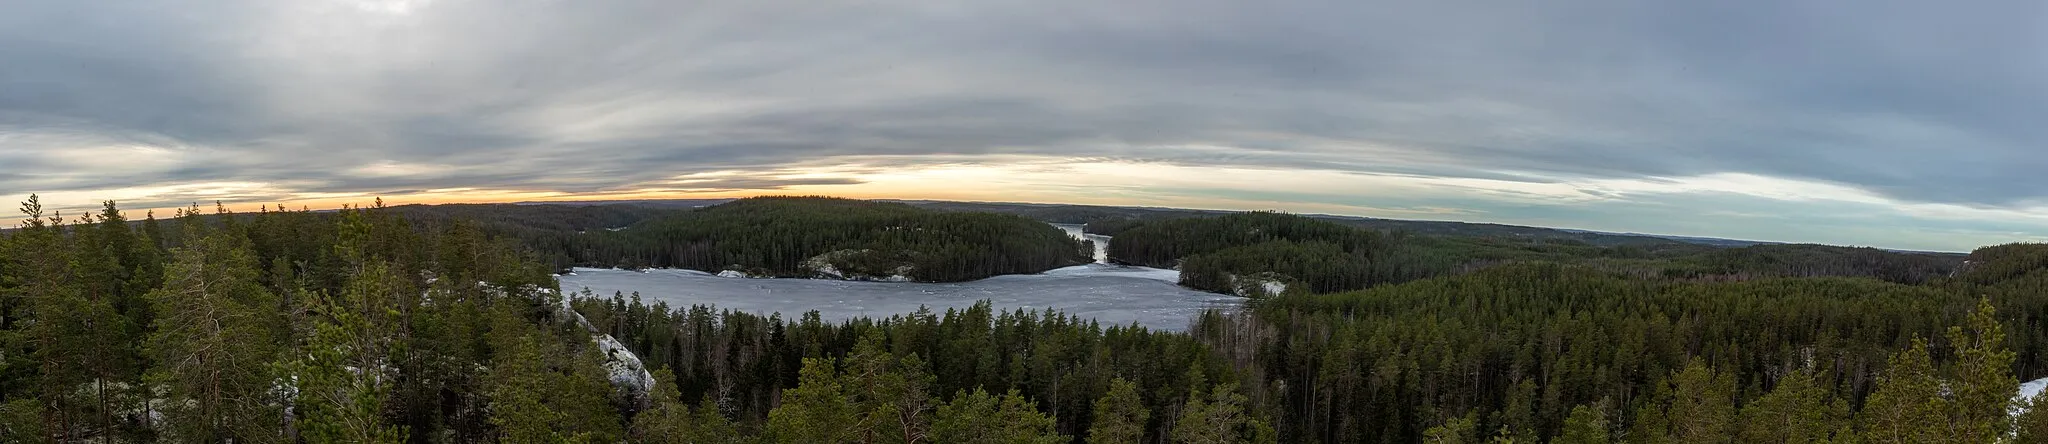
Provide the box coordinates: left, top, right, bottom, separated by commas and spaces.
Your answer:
1051, 223, 1114, 264
557, 264, 1239, 331
555, 222, 1240, 331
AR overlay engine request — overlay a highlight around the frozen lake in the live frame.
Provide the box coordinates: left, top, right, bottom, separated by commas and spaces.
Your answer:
1051, 223, 1113, 263
555, 225, 1239, 331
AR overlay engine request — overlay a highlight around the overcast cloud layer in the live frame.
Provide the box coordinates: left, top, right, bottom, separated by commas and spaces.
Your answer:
2, 0, 2044, 251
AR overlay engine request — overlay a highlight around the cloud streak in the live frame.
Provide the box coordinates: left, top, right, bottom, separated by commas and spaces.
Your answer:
1, 0, 2043, 250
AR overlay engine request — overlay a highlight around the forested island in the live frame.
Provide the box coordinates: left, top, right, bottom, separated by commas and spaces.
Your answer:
430, 197, 1091, 282
6, 195, 2045, 443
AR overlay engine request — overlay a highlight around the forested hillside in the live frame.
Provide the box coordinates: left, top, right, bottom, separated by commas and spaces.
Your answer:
365, 197, 1093, 282
1102, 212, 1439, 296
0, 197, 622, 442
1097, 211, 1962, 298
573, 196, 1091, 282
5, 195, 2037, 443
382, 202, 669, 268
1215, 251, 2048, 443
571, 242, 2048, 443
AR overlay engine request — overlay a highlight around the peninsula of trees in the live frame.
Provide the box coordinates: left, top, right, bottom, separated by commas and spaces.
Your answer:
1096, 212, 1964, 297
7, 195, 2044, 443
561, 197, 1090, 282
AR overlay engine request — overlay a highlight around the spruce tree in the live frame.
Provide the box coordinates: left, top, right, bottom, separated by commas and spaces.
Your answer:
930, 388, 1067, 444
766, 357, 860, 443
1422, 412, 1479, 444
146, 229, 286, 442
1554, 404, 1609, 444
291, 260, 408, 443
840, 333, 937, 444
632, 368, 691, 441
1944, 297, 2016, 442
1858, 338, 1946, 444
1624, 375, 1672, 444
2016, 393, 2048, 444
1087, 378, 1150, 444
293, 209, 406, 443
1663, 359, 1735, 444
15, 195, 123, 439
1735, 370, 1846, 444
1172, 382, 1255, 444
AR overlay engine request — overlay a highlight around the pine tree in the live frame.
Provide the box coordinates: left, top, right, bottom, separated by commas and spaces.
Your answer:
765, 357, 860, 443
79, 202, 147, 426
1858, 338, 1946, 444
632, 367, 691, 441
679, 397, 743, 444
482, 313, 622, 444
1624, 375, 1672, 444
1944, 297, 2017, 442
930, 388, 1067, 444
1087, 378, 1150, 444
1487, 424, 1520, 444
14, 195, 124, 439
840, 333, 937, 444
293, 209, 407, 443
291, 260, 408, 443
2016, 392, 2048, 444
146, 229, 286, 442
1172, 382, 1255, 444
1663, 359, 1735, 444
1423, 412, 1479, 444
0, 398, 40, 442
486, 320, 562, 443
1554, 404, 1610, 444
1735, 370, 1846, 443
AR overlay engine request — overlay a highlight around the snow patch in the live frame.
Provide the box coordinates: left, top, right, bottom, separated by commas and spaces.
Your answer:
716, 270, 753, 279
1262, 280, 1288, 296
2015, 376, 2048, 418
1223, 272, 1292, 298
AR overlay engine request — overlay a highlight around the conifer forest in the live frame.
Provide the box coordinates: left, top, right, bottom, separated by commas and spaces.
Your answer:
2, 195, 2045, 443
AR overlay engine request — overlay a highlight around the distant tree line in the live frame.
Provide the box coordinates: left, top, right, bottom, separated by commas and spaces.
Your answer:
1103, 212, 1451, 295
568, 242, 2048, 443
3, 194, 2044, 443
570, 197, 1090, 282
1098, 212, 1961, 297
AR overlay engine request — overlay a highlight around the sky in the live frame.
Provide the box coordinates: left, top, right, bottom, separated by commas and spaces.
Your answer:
2, 0, 2044, 252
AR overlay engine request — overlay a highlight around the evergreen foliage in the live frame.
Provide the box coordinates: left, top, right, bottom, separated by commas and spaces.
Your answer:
585, 196, 1090, 281
1085, 378, 1149, 444
0, 194, 2038, 443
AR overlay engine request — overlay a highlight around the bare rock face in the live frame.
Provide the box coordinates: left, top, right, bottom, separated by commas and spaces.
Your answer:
804, 249, 917, 282
547, 287, 655, 409
594, 333, 655, 408
1224, 271, 1296, 298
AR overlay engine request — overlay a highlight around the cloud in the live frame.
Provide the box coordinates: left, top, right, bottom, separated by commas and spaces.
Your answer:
0, 0, 2042, 249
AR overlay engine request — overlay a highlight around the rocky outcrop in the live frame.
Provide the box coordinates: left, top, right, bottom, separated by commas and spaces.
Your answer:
803, 249, 916, 281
